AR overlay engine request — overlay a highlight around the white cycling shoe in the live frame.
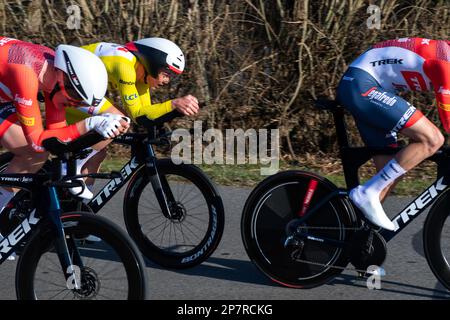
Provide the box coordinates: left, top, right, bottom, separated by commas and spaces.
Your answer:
349, 186, 395, 231
68, 180, 93, 200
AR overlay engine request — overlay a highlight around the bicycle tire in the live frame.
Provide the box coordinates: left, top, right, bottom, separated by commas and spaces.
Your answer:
423, 189, 450, 291
123, 159, 225, 269
241, 170, 357, 288
15, 211, 148, 300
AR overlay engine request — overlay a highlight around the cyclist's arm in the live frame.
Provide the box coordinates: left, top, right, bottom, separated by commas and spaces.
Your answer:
6, 65, 81, 152
68, 97, 111, 117
115, 63, 172, 121
44, 93, 67, 129
136, 82, 172, 119
424, 59, 450, 132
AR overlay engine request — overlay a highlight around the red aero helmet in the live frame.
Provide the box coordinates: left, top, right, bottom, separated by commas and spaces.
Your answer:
125, 37, 185, 78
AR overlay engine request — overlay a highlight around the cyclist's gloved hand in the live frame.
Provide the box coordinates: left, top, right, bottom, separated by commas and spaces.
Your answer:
85, 115, 128, 139
102, 113, 131, 125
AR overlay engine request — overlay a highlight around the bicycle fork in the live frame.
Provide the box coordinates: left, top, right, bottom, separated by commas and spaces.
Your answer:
144, 144, 177, 219
44, 187, 83, 290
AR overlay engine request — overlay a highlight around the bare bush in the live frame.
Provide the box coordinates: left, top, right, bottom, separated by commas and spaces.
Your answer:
0, 0, 449, 160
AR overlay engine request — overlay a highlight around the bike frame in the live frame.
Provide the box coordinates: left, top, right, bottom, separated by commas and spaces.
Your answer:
298, 103, 450, 244
0, 172, 81, 287
335, 105, 450, 241
86, 133, 175, 218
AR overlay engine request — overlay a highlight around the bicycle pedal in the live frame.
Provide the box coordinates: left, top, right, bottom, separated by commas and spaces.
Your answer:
284, 235, 300, 248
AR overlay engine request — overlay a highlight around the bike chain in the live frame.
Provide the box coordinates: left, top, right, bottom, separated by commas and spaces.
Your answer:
291, 225, 379, 276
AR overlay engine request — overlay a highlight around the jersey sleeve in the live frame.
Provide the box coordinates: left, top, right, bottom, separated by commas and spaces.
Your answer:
136, 82, 173, 119
424, 59, 450, 132
114, 61, 172, 121
44, 93, 67, 129
4, 64, 80, 152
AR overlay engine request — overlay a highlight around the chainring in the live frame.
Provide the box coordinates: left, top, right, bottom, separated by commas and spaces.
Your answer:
347, 229, 387, 272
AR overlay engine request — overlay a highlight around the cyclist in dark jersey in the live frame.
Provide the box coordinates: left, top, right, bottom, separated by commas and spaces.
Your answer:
337, 37, 450, 230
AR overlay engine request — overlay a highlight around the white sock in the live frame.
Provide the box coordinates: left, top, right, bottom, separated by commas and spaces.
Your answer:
0, 188, 16, 213
362, 158, 406, 195
61, 148, 99, 177
77, 148, 99, 174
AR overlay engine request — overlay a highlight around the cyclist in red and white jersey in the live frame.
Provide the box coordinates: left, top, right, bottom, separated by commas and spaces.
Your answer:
0, 37, 130, 220
337, 37, 450, 230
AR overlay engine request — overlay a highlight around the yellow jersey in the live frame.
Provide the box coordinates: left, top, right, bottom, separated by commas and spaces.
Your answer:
65, 42, 173, 124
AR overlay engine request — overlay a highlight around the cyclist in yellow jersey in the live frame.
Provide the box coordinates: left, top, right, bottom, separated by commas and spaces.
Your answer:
65, 38, 199, 199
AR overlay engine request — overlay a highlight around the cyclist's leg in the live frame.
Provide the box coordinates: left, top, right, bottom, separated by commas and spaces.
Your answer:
336, 67, 433, 229
82, 104, 125, 185
372, 154, 396, 202
373, 116, 443, 202
0, 113, 48, 211
66, 98, 125, 186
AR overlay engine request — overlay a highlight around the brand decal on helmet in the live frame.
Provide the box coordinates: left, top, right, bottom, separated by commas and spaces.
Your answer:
63, 50, 87, 100
91, 97, 102, 107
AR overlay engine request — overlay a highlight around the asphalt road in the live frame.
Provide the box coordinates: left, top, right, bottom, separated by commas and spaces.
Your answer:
0, 183, 449, 300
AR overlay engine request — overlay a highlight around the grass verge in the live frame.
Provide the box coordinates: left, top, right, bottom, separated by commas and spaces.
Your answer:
101, 158, 436, 197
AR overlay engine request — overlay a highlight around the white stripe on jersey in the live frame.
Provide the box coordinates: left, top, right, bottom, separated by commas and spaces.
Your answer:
94, 42, 135, 62
349, 47, 432, 92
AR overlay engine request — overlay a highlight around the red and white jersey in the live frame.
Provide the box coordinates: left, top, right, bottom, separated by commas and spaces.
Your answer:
350, 37, 450, 129
0, 37, 80, 152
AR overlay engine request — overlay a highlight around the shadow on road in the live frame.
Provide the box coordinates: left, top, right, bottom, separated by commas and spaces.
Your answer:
331, 274, 450, 299
145, 256, 277, 287
144, 256, 450, 299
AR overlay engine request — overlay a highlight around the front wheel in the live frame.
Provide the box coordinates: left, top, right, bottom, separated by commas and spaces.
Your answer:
15, 212, 148, 300
241, 170, 356, 288
123, 159, 225, 269
423, 190, 450, 291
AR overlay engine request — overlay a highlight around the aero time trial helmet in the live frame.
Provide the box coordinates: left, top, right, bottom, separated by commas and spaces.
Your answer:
125, 38, 185, 78
54, 45, 108, 106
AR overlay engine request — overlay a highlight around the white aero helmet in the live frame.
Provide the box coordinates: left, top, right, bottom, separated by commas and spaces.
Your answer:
54, 45, 107, 106
125, 37, 185, 78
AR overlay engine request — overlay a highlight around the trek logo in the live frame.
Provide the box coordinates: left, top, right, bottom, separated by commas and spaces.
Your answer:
361, 87, 397, 106
392, 177, 447, 231
369, 58, 403, 67
0, 176, 32, 182
91, 157, 140, 206
392, 106, 415, 133
0, 210, 40, 260
14, 94, 32, 106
